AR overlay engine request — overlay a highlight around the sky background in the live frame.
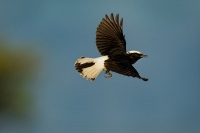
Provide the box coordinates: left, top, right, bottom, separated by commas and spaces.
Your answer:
0, 0, 200, 133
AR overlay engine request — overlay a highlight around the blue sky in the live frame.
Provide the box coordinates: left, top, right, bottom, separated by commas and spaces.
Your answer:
0, 0, 200, 133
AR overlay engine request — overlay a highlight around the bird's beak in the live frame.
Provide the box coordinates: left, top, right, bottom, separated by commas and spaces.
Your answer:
142, 54, 148, 58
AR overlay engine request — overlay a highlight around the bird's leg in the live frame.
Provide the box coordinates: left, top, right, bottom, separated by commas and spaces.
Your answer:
104, 70, 112, 78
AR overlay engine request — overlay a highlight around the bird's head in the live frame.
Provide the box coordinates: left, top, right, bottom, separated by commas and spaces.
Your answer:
127, 50, 147, 64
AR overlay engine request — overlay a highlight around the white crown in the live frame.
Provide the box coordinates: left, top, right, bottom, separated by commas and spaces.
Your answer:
127, 50, 142, 54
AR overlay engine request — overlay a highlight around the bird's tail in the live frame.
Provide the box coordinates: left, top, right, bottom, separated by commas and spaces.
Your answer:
74, 56, 107, 81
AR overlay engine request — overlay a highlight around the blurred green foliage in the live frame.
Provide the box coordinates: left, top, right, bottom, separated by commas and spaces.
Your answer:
0, 39, 38, 118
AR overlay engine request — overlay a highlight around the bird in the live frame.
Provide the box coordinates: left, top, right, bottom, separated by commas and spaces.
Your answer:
74, 13, 148, 81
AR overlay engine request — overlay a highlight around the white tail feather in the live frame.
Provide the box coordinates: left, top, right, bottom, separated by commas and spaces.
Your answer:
74, 56, 108, 81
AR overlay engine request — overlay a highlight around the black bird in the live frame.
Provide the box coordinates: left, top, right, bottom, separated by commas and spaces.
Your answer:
75, 13, 148, 81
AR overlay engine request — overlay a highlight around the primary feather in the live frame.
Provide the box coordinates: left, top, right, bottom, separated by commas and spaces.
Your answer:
74, 13, 148, 81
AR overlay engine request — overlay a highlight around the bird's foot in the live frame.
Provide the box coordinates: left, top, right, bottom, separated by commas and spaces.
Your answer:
104, 71, 112, 78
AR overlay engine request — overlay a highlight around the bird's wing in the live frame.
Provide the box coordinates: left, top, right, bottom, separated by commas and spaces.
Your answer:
96, 13, 126, 56
104, 59, 140, 77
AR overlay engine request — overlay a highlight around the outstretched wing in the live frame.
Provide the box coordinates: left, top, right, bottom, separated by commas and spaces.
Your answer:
104, 59, 140, 78
96, 13, 126, 56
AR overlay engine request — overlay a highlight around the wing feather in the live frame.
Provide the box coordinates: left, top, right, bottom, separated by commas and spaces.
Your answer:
104, 59, 140, 77
96, 13, 126, 55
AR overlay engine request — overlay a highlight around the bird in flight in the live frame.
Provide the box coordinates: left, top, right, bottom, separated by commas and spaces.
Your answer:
74, 13, 148, 81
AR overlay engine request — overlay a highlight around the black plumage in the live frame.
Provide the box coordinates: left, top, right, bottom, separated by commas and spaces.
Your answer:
74, 13, 148, 81
96, 14, 126, 56
96, 13, 148, 81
